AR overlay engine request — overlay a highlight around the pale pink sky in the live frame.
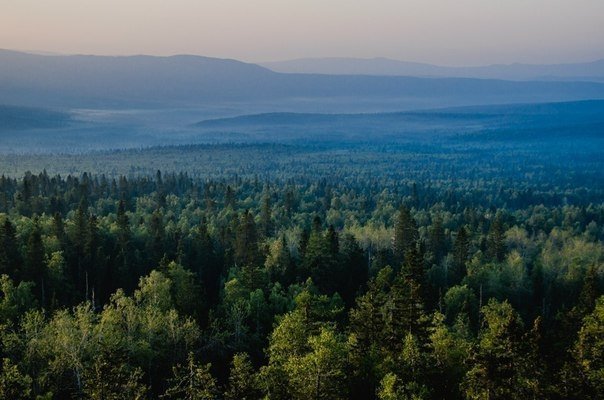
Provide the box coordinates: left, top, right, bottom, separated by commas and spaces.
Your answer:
1, 0, 603, 65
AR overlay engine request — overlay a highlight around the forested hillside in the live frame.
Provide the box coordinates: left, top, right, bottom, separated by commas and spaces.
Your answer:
0, 162, 602, 399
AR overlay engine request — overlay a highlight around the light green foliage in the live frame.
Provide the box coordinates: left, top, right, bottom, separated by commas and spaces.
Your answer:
285, 327, 349, 400
444, 284, 477, 324
165, 261, 203, 317
429, 312, 471, 398
378, 372, 429, 400
0, 274, 36, 323
0, 358, 32, 399
575, 296, 604, 396
225, 353, 260, 400
163, 352, 219, 400
82, 354, 148, 400
462, 299, 533, 400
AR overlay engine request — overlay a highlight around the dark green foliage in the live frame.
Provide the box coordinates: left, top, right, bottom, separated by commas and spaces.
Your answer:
0, 162, 600, 399
487, 213, 506, 262
452, 226, 470, 282
0, 217, 21, 277
23, 217, 47, 305
393, 206, 418, 264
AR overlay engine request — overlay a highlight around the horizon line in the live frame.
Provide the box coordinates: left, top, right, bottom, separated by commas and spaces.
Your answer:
3, 48, 604, 70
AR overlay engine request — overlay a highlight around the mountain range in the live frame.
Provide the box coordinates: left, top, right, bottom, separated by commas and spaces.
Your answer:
2, 50, 604, 112
261, 57, 604, 82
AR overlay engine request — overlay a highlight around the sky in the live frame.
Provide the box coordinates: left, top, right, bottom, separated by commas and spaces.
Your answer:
1, 0, 603, 66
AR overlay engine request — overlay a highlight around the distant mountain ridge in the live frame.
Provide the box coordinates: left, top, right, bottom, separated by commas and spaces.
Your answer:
260, 57, 604, 82
192, 100, 604, 143
2, 50, 604, 111
0, 104, 73, 130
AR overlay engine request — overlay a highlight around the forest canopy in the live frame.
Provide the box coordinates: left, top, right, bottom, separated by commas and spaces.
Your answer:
0, 143, 602, 400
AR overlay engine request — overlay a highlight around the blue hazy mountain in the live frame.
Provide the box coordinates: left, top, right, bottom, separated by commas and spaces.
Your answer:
191, 100, 604, 142
261, 57, 604, 82
1, 98, 603, 152
0, 104, 73, 130
2, 50, 604, 111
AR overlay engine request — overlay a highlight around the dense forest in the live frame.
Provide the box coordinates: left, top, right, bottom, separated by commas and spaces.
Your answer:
0, 158, 602, 399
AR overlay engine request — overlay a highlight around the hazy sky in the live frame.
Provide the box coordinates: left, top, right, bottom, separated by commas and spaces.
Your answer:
1, 0, 603, 65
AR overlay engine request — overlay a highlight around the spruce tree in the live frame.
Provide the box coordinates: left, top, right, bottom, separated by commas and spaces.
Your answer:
0, 217, 21, 277
225, 353, 260, 400
23, 217, 47, 305
453, 227, 470, 275
393, 206, 418, 265
487, 213, 506, 262
429, 215, 446, 263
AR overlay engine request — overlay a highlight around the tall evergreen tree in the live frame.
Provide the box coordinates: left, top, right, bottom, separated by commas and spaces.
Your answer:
259, 190, 273, 238
383, 269, 429, 352
452, 226, 470, 282
115, 199, 133, 292
393, 206, 418, 265
487, 213, 506, 262
225, 353, 260, 400
234, 210, 260, 268
462, 299, 534, 399
23, 217, 47, 305
429, 215, 447, 263
163, 353, 219, 400
0, 217, 21, 277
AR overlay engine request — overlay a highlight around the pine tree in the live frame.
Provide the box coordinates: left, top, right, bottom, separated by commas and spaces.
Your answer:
402, 244, 425, 287
462, 299, 531, 400
162, 353, 219, 400
577, 266, 601, 315
0, 217, 21, 277
150, 209, 165, 266
573, 296, 604, 398
452, 226, 470, 283
225, 353, 261, 400
429, 215, 446, 263
302, 227, 338, 294
235, 210, 260, 267
487, 213, 506, 262
383, 270, 429, 353
70, 201, 89, 297
260, 191, 273, 238
194, 219, 220, 306
84, 214, 101, 302
348, 270, 391, 400
286, 327, 349, 400
115, 199, 133, 291
339, 233, 367, 306
393, 206, 418, 265
23, 217, 47, 305
225, 185, 236, 209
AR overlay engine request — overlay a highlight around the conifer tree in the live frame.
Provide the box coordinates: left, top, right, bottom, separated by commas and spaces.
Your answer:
235, 210, 260, 268
225, 353, 261, 400
429, 215, 447, 263
573, 296, 604, 398
393, 206, 418, 264
452, 226, 470, 282
462, 299, 532, 399
163, 353, 219, 400
487, 213, 506, 262
0, 217, 21, 277
23, 217, 47, 305
260, 190, 273, 238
